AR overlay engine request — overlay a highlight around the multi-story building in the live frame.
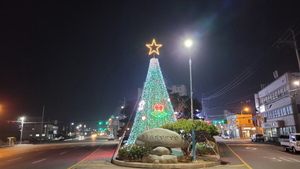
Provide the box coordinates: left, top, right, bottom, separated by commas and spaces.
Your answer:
21, 117, 68, 141
224, 111, 256, 138
107, 115, 125, 138
167, 85, 187, 96
254, 72, 300, 142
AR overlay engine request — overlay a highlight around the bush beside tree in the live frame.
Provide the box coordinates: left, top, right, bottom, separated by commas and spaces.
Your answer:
160, 119, 219, 158
118, 144, 151, 161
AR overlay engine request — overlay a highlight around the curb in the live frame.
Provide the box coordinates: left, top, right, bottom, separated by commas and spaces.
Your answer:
111, 146, 221, 168
112, 158, 221, 168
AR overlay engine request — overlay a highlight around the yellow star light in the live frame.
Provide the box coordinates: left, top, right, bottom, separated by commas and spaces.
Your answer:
146, 39, 162, 55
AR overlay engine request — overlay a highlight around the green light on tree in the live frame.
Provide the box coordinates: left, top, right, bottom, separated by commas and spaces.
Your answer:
127, 58, 176, 144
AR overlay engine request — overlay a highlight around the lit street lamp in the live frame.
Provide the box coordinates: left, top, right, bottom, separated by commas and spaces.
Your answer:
184, 38, 196, 161
20, 116, 25, 144
241, 107, 249, 114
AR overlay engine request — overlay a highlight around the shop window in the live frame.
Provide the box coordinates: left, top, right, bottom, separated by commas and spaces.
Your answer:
271, 128, 277, 137
279, 128, 283, 136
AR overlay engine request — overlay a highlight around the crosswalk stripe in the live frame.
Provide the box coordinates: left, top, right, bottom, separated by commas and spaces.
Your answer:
279, 157, 300, 162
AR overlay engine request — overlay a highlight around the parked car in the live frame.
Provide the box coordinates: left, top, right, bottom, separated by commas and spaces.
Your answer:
221, 133, 230, 139
251, 134, 264, 142
108, 134, 115, 141
281, 133, 300, 154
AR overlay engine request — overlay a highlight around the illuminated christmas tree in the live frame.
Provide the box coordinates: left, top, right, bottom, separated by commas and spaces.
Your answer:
127, 39, 176, 144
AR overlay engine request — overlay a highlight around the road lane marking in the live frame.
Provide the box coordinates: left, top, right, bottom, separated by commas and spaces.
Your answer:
226, 144, 274, 146
32, 158, 46, 164
67, 144, 104, 169
230, 164, 247, 167
7, 157, 22, 162
279, 157, 300, 162
245, 147, 257, 150
60, 151, 67, 155
225, 144, 253, 169
76, 164, 106, 166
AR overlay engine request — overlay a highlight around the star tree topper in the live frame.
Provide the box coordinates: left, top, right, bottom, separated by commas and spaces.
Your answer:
146, 39, 162, 55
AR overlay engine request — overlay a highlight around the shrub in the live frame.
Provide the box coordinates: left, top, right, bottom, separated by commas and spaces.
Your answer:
118, 144, 151, 161
196, 141, 218, 156
161, 119, 219, 158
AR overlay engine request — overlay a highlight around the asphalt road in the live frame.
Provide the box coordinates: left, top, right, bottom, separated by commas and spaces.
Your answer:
213, 137, 300, 169
2, 136, 300, 169
0, 136, 118, 169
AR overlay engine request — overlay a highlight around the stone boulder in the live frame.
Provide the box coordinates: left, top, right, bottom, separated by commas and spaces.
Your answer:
150, 146, 172, 156
135, 128, 189, 148
142, 154, 178, 163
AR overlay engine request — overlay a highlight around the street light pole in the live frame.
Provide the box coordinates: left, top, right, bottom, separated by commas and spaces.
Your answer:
185, 39, 196, 162
20, 117, 25, 144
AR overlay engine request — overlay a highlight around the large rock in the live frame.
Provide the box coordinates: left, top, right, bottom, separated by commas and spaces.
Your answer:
135, 128, 189, 148
150, 146, 172, 156
142, 154, 178, 163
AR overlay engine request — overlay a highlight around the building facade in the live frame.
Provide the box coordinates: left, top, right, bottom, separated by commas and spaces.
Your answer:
167, 85, 187, 96
255, 72, 300, 141
224, 112, 256, 138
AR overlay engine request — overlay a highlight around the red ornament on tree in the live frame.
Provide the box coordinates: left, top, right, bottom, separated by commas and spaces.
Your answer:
153, 103, 165, 111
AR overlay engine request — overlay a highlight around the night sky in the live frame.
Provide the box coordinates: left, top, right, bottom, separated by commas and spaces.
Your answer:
1, 0, 300, 131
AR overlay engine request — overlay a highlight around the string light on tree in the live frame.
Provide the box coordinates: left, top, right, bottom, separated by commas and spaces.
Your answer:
146, 39, 162, 56
138, 100, 145, 111
151, 103, 168, 118
127, 39, 176, 144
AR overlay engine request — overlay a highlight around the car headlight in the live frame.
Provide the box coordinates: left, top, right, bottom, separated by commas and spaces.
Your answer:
297, 142, 300, 146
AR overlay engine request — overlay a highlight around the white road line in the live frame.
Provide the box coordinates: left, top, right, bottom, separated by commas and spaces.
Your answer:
246, 147, 257, 150
279, 157, 300, 162
32, 158, 46, 164
7, 157, 22, 162
263, 157, 281, 161
60, 151, 67, 155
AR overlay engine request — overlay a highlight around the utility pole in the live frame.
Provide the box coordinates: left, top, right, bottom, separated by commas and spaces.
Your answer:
290, 29, 300, 71
40, 106, 45, 142
276, 29, 300, 71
